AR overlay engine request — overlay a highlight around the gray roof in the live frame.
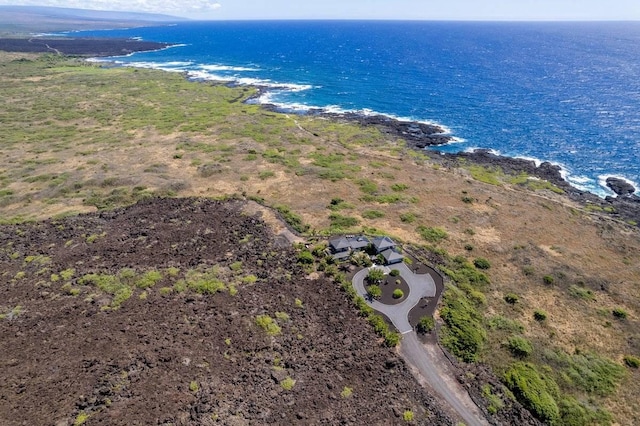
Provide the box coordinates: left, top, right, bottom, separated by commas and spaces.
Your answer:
347, 235, 370, 250
381, 248, 404, 264
372, 236, 396, 253
329, 236, 350, 252
332, 250, 352, 261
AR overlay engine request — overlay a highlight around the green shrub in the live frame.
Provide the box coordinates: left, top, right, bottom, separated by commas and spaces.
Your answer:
568, 285, 595, 301
416, 316, 435, 334
416, 225, 448, 243
362, 210, 385, 219
275, 205, 310, 233
533, 310, 547, 322
329, 213, 360, 229
255, 314, 282, 336
357, 178, 378, 194
384, 331, 401, 347
275, 311, 290, 321
366, 284, 382, 299
558, 396, 613, 426
366, 268, 385, 284
183, 269, 225, 294
504, 293, 519, 305
135, 270, 163, 288
389, 269, 400, 277
487, 315, 525, 333
503, 362, 560, 424
440, 287, 486, 362
368, 314, 388, 334
623, 355, 640, 368
391, 183, 409, 192
402, 410, 414, 422
473, 258, 491, 270
482, 384, 505, 415
297, 250, 314, 264
280, 376, 296, 391
258, 170, 275, 180
543, 275, 555, 285
400, 212, 417, 223
340, 386, 353, 398
505, 336, 533, 358
393, 289, 404, 299
543, 349, 625, 396
74, 412, 90, 426
612, 307, 627, 319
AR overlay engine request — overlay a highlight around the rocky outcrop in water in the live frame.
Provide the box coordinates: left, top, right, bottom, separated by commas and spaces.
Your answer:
606, 177, 636, 197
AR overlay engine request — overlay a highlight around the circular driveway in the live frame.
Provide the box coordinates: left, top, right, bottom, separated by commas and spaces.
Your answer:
352, 262, 436, 334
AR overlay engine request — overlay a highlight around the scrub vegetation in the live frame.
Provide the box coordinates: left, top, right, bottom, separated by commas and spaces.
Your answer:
1, 52, 639, 425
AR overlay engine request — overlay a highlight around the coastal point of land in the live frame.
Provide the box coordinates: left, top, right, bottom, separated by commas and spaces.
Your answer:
0, 37, 171, 57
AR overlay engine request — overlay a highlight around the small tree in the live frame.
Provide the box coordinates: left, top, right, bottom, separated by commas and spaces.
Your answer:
506, 336, 533, 358
366, 284, 382, 299
366, 268, 385, 285
533, 310, 547, 322
416, 316, 435, 334
623, 355, 640, 369
297, 250, 314, 265
504, 293, 519, 305
612, 307, 628, 320
473, 258, 491, 270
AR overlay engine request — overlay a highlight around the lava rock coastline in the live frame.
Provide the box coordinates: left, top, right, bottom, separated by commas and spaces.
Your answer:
0, 37, 170, 57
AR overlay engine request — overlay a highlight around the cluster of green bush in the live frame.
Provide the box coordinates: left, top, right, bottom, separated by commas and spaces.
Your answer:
79, 268, 166, 309
274, 204, 310, 233
503, 361, 615, 425
439, 286, 486, 362
416, 225, 448, 243
424, 251, 489, 362
328, 213, 360, 230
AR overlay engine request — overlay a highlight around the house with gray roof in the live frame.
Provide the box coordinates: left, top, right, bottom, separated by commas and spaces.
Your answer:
371, 236, 396, 254
381, 248, 404, 265
347, 235, 370, 250
329, 236, 351, 253
328, 235, 402, 265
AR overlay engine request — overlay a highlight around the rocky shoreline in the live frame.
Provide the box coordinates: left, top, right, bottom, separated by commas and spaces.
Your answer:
257, 93, 640, 226
305, 107, 640, 227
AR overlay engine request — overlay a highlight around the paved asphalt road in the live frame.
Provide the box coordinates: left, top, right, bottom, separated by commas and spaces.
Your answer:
353, 265, 488, 426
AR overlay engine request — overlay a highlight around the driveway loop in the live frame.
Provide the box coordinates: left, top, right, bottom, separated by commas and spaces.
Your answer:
352, 263, 436, 333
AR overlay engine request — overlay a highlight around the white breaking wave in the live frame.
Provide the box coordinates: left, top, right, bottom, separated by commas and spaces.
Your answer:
198, 64, 260, 72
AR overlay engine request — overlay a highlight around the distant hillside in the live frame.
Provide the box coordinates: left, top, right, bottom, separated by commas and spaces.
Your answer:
0, 5, 187, 34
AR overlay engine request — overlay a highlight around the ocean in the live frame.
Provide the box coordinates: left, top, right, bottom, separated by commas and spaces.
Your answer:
66, 21, 640, 197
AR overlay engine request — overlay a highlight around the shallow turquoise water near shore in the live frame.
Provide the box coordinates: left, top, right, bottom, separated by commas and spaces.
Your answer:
71, 21, 640, 196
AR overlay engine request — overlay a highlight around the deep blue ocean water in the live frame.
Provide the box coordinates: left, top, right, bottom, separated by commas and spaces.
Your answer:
67, 21, 640, 197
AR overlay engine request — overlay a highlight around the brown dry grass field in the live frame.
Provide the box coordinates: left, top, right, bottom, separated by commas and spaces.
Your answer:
1, 52, 639, 425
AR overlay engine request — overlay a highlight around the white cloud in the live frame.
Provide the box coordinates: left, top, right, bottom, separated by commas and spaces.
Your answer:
0, 1, 222, 17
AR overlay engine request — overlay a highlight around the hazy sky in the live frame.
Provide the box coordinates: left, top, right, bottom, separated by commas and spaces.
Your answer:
2, 0, 640, 21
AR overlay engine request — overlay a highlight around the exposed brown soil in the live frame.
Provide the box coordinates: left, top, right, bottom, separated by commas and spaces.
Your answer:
0, 197, 457, 426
